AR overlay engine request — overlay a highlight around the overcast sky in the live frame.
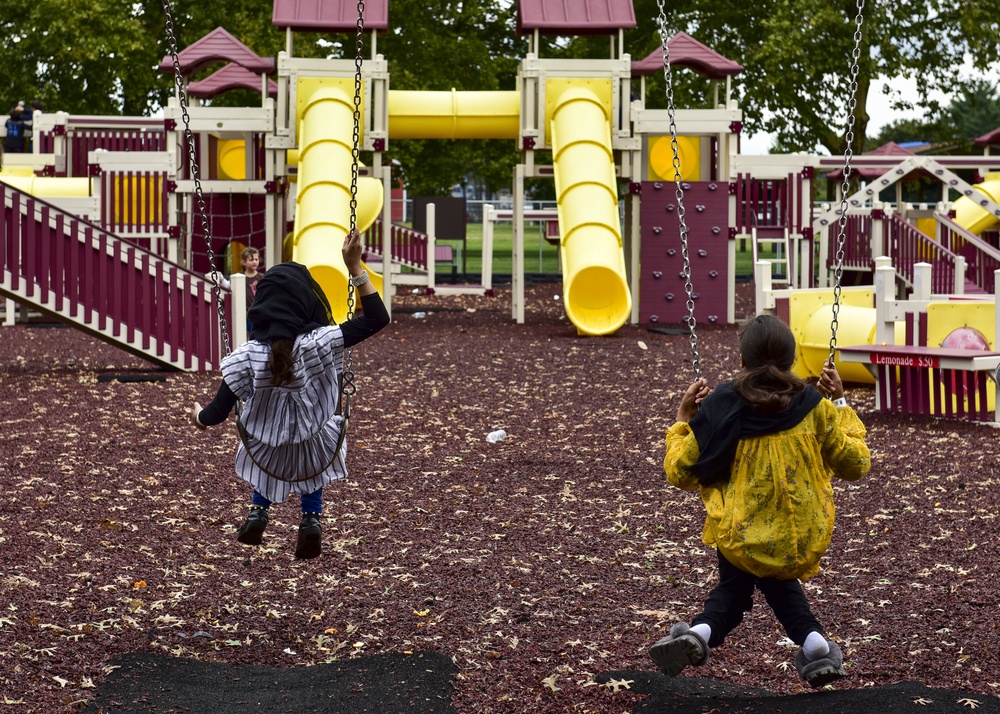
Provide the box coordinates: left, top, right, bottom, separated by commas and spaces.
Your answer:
742, 58, 1000, 155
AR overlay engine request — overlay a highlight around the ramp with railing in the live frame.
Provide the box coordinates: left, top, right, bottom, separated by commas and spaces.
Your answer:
1, 179, 225, 371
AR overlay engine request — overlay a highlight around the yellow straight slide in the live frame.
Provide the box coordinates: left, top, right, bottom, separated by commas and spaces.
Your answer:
953, 174, 1000, 236
549, 85, 631, 335
294, 80, 384, 323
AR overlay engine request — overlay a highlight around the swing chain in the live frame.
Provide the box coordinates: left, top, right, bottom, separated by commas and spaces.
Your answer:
340, 0, 366, 413
655, 0, 700, 380
161, 0, 232, 358
828, 0, 866, 367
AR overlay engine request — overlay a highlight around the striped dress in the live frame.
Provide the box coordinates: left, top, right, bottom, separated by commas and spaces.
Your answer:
220, 325, 347, 503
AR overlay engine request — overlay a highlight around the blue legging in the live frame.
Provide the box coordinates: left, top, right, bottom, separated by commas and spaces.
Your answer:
252, 488, 323, 513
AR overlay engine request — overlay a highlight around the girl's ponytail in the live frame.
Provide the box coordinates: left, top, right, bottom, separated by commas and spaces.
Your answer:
269, 339, 296, 386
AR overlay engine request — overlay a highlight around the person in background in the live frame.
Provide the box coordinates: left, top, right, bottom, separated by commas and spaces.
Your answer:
4, 107, 26, 153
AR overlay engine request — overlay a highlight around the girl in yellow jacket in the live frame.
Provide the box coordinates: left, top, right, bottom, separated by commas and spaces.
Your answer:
648, 314, 870, 688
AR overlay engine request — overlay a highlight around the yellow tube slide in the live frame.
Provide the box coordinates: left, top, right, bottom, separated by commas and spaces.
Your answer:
0, 174, 90, 197
388, 90, 520, 140
953, 174, 1000, 236
549, 85, 631, 336
294, 81, 384, 323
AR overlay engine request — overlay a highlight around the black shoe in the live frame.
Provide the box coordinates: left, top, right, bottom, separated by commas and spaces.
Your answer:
295, 512, 322, 560
236, 506, 269, 545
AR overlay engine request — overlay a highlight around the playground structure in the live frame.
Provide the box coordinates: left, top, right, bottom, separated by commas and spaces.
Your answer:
2, 1, 1000, 384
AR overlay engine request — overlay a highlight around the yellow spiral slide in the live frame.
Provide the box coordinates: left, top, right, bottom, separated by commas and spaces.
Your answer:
293, 79, 385, 324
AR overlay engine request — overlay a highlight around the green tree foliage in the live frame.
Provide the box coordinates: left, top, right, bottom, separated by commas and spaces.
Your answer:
946, 78, 1000, 141
621, 0, 1000, 156
4, 0, 999, 188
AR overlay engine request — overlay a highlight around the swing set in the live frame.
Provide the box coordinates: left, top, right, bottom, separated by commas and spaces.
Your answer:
161, 0, 865, 403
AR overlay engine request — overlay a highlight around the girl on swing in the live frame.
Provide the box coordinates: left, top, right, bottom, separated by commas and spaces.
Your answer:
650, 313, 870, 687
193, 229, 389, 559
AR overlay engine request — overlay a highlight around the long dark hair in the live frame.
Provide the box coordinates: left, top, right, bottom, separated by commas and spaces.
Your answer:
269, 339, 296, 386
731, 314, 808, 411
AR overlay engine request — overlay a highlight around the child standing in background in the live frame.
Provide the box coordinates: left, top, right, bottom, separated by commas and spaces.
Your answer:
193, 230, 389, 559
239, 246, 263, 309
649, 314, 870, 687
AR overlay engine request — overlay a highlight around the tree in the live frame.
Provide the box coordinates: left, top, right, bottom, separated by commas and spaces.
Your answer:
946, 78, 1000, 141
619, 0, 1000, 156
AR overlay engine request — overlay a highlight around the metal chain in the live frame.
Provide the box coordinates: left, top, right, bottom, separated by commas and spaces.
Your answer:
828, 0, 866, 367
655, 0, 700, 380
161, 0, 232, 358
340, 0, 366, 418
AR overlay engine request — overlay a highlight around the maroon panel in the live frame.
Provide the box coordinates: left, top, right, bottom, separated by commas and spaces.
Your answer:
9, 192, 20, 292
54, 214, 65, 311
169, 267, 179, 363
141, 254, 151, 350
183, 273, 193, 370
39, 205, 51, 301
639, 180, 728, 325
111, 240, 122, 337
22, 200, 35, 297
97, 232, 108, 331
156, 262, 168, 357
0, 185, 7, 278
83, 226, 95, 323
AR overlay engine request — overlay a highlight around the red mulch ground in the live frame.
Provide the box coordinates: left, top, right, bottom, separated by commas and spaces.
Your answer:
3, 282, 1000, 713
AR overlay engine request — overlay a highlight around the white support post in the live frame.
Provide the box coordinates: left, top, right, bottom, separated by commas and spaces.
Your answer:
871, 204, 886, 259
231, 273, 248, 346
426, 202, 437, 292
754, 260, 773, 314
512, 164, 526, 323
728, 239, 736, 323
874, 263, 896, 347
912, 262, 932, 301
817, 225, 830, 288
380, 161, 394, 316
955, 256, 967, 295
481, 205, 494, 293
3, 299, 14, 326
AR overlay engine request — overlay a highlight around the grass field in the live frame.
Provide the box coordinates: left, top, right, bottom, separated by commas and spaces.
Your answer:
428, 222, 788, 281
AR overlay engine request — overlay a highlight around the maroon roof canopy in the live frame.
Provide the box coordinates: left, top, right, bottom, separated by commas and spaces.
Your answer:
975, 127, 1000, 147
517, 0, 636, 35
825, 142, 925, 181
158, 27, 274, 76
272, 0, 389, 31
632, 32, 743, 80
187, 64, 279, 100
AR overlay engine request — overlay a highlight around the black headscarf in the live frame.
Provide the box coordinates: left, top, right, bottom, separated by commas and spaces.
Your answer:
247, 262, 333, 342
688, 382, 822, 486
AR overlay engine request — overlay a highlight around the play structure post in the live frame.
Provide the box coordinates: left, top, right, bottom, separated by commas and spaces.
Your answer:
511, 164, 526, 323
230, 272, 248, 346
873, 261, 897, 349
754, 260, 773, 313
425, 202, 437, 293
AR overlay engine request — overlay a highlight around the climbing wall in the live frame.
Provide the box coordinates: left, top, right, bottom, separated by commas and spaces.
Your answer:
639, 180, 729, 325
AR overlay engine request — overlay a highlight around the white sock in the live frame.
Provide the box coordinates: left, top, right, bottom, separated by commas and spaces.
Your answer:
690, 623, 712, 644
802, 631, 830, 660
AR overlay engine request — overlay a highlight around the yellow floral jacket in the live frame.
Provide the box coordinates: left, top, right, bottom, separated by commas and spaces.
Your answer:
664, 398, 870, 581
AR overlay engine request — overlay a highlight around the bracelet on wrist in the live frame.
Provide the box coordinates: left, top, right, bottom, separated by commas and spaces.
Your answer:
348, 270, 369, 288
833, 397, 848, 407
